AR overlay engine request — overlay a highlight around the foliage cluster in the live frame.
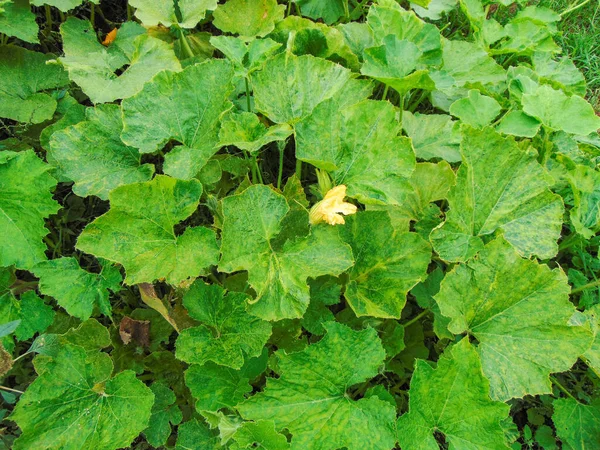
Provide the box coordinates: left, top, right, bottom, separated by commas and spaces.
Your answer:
1, 0, 600, 449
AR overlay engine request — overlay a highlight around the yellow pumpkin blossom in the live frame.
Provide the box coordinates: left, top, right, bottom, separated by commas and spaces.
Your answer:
309, 185, 357, 226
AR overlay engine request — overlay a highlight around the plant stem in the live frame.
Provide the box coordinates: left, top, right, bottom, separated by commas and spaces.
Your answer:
398, 94, 406, 125
295, 159, 302, 180
253, 154, 263, 184
90, 2, 95, 27
286, 0, 293, 17
561, 0, 592, 17
44, 5, 52, 35
126, 0, 132, 20
245, 78, 252, 112
550, 376, 578, 401
277, 142, 285, 190
343, 0, 350, 20
381, 84, 389, 101
178, 28, 195, 60
571, 278, 600, 294
0, 385, 24, 395
402, 309, 430, 328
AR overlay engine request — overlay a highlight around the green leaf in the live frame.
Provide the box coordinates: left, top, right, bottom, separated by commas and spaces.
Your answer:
294, 0, 347, 25
449, 89, 502, 128
402, 111, 461, 162
144, 382, 183, 448
522, 85, 600, 136
129, 0, 218, 28
397, 338, 510, 449
583, 304, 600, 374
40, 93, 86, 152
0, 150, 60, 270
59, 19, 181, 104
11, 344, 154, 450
121, 59, 234, 178
411, 267, 453, 340
33, 257, 122, 320
302, 276, 341, 335
0, 291, 54, 346
431, 127, 563, 262
32, 318, 111, 358
496, 110, 541, 138
567, 166, 600, 238
361, 35, 435, 95
219, 185, 354, 320
77, 176, 220, 285
532, 52, 586, 97
31, 0, 83, 11
176, 419, 218, 450
185, 361, 252, 412
0, 0, 39, 43
435, 237, 593, 401
232, 420, 290, 450
176, 281, 271, 368
367, 0, 442, 66
412, 0, 458, 21
251, 53, 352, 124
0, 45, 68, 124
48, 104, 155, 200
213, 0, 285, 40
553, 398, 600, 450
339, 211, 431, 318
210, 35, 282, 77
296, 99, 416, 205
238, 322, 396, 450
218, 111, 293, 154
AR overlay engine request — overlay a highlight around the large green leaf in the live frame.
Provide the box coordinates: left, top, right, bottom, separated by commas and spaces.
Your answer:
0, 291, 54, 349
231, 420, 290, 450
77, 176, 219, 285
31, 0, 83, 11
366, 0, 442, 66
567, 166, 600, 238
0, 150, 60, 270
251, 52, 352, 124
449, 89, 502, 128
431, 126, 563, 262
237, 322, 396, 450
583, 304, 600, 374
339, 211, 431, 318
33, 257, 122, 321
11, 344, 154, 450
59, 18, 181, 104
213, 0, 285, 40
397, 339, 510, 449
176, 281, 271, 368
294, 0, 347, 25
49, 104, 154, 200
522, 84, 600, 136
121, 59, 234, 178
296, 99, 416, 205
0, 45, 68, 124
144, 382, 183, 448
553, 398, 600, 450
402, 112, 461, 162
219, 185, 353, 320
435, 237, 593, 401
218, 111, 293, 154
185, 362, 252, 412
129, 0, 217, 28
361, 35, 435, 95
0, 0, 38, 43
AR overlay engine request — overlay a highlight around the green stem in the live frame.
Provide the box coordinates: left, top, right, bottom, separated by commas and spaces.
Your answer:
44, 5, 52, 35
343, 0, 350, 20
246, 151, 258, 182
381, 84, 389, 101
253, 154, 263, 184
277, 142, 285, 190
0, 385, 24, 395
286, 0, 293, 17
295, 159, 302, 180
571, 279, 600, 294
245, 78, 252, 112
398, 94, 406, 126
178, 28, 195, 60
127, 0, 132, 20
550, 376, 578, 401
402, 309, 431, 328
90, 3, 95, 27
561, 0, 592, 17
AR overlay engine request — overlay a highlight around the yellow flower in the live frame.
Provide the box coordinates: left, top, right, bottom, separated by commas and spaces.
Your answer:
309, 185, 357, 226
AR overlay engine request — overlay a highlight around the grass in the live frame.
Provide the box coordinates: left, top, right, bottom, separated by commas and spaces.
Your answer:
539, 0, 600, 110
